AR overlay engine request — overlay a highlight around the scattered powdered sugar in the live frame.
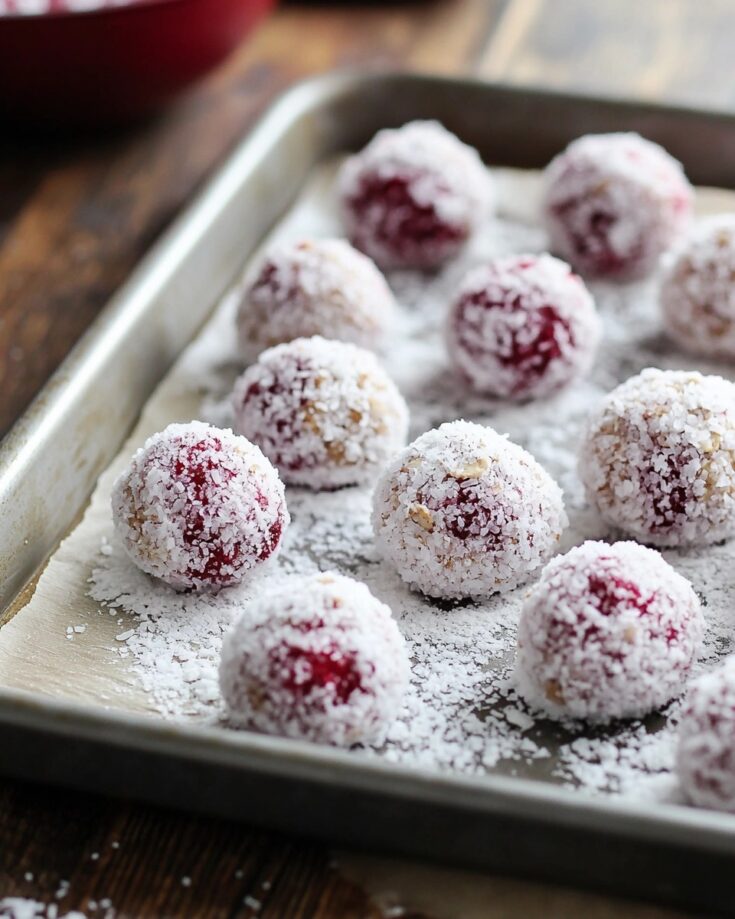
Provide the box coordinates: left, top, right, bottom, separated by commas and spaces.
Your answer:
90, 553, 241, 719
85, 160, 735, 801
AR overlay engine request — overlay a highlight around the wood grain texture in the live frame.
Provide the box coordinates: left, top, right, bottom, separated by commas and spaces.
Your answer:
479, 0, 735, 108
0, 780, 389, 918
338, 854, 691, 919
0, 0, 730, 916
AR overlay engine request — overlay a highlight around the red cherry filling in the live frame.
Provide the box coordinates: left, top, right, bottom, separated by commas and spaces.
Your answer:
454, 287, 574, 394
170, 436, 282, 583
551, 569, 679, 656
416, 480, 515, 544
250, 257, 302, 306
348, 171, 465, 264
586, 572, 652, 618
174, 437, 227, 489
271, 641, 364, 705
551, 198, 637, 275
171, 438, 240, 583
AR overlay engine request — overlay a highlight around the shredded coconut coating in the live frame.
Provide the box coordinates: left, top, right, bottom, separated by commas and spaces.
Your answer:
111, 421, 289, 591
579, 368, 735, 547
677, 656, 735, 811
516, 540, 704, 723
661, 215, 735, 358
372, 420, 567, 599
446, 253, 601, 399
218, 571, 409, 746
232, 336, 409, 490
237, 238, 395, 362
543, 132, 693, 280
338, 120, 492, 270
89, 160, 735, 803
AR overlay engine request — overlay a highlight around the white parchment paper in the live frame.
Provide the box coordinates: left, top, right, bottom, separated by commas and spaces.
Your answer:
3, 159, 735, 798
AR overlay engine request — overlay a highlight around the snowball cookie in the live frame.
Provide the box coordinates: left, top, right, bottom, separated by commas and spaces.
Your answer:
677, 657, 735, 811
372, 420, 567, 599
516, 541, 703, 722
232, 336, 409, 489
338, 120, 492, 271
112, 421, 288, 591
236, 238, 395, 362
446, 253, 601, 400
543, 133, 693, 280
218, 571, 409, 746
579, 368, 735, 547
661, 215, 735, 358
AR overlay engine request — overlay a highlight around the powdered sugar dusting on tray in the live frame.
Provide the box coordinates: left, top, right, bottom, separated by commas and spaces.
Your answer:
84, 160, 735, 801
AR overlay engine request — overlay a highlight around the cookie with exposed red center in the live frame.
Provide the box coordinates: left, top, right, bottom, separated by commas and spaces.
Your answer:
447, 253, 601, 399
237, 238, 395, 362
543, 133, 693, 280
111, 421, 288, 591
516, 541, 703, 722
218, 571, 409, 746
372, 420, 567, 599
579, 368, 735, 547
677, 657, 735, 811
232, 336, 409, 490
660, 215, 735, 358
338, 120, 492, 270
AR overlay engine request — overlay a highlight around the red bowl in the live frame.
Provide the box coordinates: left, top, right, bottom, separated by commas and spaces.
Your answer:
0, 0, 275, 124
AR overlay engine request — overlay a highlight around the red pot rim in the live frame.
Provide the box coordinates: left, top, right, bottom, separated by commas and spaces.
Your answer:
0, 0, 190, 22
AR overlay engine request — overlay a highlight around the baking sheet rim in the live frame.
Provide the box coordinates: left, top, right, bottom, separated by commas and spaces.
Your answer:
4, 72, 735, 852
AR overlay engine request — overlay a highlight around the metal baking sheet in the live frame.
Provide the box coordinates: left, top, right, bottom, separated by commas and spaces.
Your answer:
3, 73, 735, 913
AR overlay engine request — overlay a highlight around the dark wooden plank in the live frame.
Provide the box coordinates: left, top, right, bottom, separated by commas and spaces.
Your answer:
479, 0, 735, 109
0, 780, 388, 917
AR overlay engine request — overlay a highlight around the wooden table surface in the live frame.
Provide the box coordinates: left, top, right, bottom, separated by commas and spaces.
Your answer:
2, 1, 734, 916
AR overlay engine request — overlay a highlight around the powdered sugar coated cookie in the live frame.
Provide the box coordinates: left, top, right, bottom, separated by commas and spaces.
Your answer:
372, 420, 566, 599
